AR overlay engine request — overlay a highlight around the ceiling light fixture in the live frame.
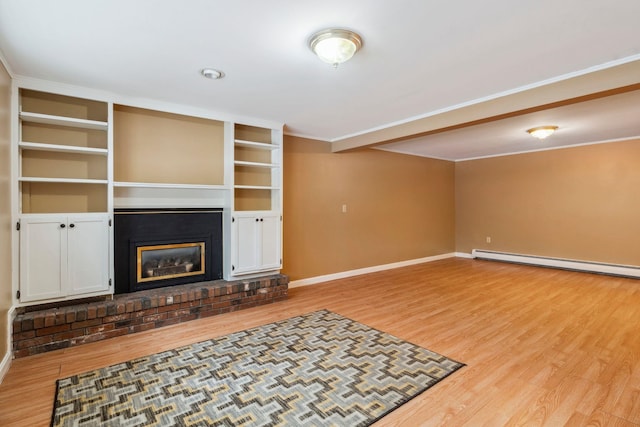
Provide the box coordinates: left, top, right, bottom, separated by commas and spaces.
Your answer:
201, 68, 224, 80
309, 28, 363, 68
526, 125, 558, 139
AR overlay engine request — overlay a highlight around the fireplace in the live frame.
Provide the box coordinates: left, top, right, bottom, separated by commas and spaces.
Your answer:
114, 209, 223, 294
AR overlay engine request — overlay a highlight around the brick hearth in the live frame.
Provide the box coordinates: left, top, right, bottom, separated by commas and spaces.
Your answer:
12, 275, 288, 358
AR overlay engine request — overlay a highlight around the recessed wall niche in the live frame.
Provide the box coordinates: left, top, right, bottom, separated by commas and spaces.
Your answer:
113, 105, 225, 185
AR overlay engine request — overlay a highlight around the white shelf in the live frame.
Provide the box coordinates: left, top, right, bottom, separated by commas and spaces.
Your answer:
234, 160, 279, 168
20, 111, 108, 131
114, 184, 229, 209
114, 181, 228, 190
234, 185, 280, 190
19, 177, 109, 184
19, 141, 108, 156
234, 139, 278, 150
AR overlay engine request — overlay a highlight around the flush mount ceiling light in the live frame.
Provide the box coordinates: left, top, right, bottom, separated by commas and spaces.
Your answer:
309, 28, 363, 68
201, 68, 224, 80
527, 125, 558, 139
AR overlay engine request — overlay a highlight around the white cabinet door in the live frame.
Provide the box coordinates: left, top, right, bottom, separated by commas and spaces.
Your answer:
19, 216, 67, 302
232, 212, 282, 275
233, 214, 260, 274
67, 215, 110, 296
19, 214, 110, 303
260, 214, 281, 270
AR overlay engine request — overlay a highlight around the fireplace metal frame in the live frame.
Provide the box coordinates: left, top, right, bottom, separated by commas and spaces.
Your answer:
136, 242, 205, 283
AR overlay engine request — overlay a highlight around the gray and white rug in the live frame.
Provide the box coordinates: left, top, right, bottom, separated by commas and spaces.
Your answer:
52, 309, 464, 426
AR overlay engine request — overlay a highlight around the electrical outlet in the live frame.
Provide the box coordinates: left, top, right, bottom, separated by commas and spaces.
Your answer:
486, 236, 491, 243
166, 296, 174, 304
342, 204, 347, 213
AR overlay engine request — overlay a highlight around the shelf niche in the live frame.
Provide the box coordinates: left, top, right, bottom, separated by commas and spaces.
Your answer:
235, 124, 273, 144
113, 105, 224, 186
20, 89, 108, 122
22, 122, 107, 150
234, 164, 272, 187
234, 188, 273, 211
21, 182, 108, 214
21, 150, 107, 180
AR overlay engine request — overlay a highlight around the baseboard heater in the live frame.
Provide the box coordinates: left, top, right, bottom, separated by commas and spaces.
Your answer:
472, 249, 640, 279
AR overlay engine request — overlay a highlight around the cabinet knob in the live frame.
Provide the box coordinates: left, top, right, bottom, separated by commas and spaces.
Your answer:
60, 224, 66, 228
256, 218, 259, 222
260, 218, 264, 222
69, 223, 75, 228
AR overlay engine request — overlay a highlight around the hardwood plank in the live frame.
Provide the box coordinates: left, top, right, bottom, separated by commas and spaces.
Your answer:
2, 258, 640, 426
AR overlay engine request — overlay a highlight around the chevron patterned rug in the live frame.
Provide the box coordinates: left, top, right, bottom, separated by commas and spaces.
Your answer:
51, 310, 464, 426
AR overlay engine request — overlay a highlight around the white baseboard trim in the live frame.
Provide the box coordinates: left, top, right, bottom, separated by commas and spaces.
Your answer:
288, 252, 457, 288
0, 306, 15, 384
0, 349, 11, 385
454, 252, 473, 259
472, 249, 640, 278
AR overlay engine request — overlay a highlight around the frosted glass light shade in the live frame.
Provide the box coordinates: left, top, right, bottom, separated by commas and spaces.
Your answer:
309, 29, 362, 66
527, 126, 558, 139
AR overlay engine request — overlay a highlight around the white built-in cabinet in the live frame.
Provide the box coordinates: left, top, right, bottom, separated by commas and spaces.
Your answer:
232, 212, 282, 275
16, 88, 113, 304
19, 215, 110, 303
13, 82, 283, 305
229, 124, 282, 279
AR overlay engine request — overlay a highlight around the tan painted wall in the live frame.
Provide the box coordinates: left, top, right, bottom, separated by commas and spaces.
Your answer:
0, 61, 12, 361
455, 139, 640, 265
283, 136, 455, 281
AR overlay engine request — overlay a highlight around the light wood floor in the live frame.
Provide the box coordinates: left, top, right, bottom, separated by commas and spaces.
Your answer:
2, 258, 640, 426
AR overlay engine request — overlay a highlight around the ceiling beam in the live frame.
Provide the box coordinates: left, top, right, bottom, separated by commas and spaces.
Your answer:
331, 59, 640, 152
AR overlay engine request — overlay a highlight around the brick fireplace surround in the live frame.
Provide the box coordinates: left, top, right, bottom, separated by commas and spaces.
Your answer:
12, 275, 288, 358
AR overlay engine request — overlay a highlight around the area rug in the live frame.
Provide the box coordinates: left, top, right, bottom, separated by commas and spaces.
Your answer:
51, 309, 464, 426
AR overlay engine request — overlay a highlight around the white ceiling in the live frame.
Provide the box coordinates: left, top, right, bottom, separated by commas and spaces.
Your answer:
1, 0, 639, 160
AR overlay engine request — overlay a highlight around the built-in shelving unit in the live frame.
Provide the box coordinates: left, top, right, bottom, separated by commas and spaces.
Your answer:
18, 89, 110, 214
13, 82, 284, 304
16, 88, 113, 304
227, 124, 282, 278
233, 124, 281, 212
